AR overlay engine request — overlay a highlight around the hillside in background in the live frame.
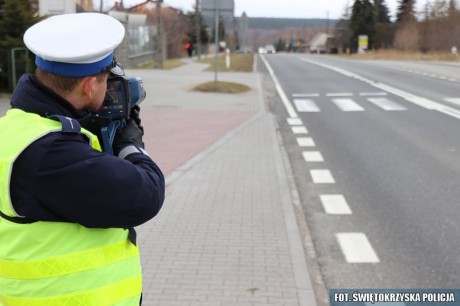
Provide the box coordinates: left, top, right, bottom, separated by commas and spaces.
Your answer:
236, 17, 337, 49
240, 17, 336, 30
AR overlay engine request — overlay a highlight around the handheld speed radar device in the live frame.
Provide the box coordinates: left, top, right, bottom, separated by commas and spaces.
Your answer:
97, 75, 146, 154
99, 76, 146, 120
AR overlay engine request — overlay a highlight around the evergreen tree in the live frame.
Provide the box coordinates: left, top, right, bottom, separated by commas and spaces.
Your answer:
349, 0, 375, 52
187, 8, 209, 45
334, 2, 353, 53
275, 38, 286, 52
374, 0, 394, 49
396, 0, 417, 23
375, 0, 391, 23
334, 17, 352, 52
0, 0, 40, 49
211, 15, 226, 45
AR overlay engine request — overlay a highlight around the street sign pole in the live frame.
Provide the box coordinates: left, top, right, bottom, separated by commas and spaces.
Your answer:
214, 0, 219, 86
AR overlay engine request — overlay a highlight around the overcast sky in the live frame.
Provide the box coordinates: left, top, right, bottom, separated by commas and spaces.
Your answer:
112, 0, 432, 20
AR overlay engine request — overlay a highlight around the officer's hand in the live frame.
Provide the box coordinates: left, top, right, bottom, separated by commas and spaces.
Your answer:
130, 106, 144, 135
113, 118, 144, 157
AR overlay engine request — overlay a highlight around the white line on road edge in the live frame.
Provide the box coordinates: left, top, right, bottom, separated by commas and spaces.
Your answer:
310, 169, 335, 184
297, 137, 316, 147
260, 55, 299, 118
303, 151, 324, 162
299, 58, 460, 120
292, 126, 309, 134
367, 98, 407, 111
444, 98, 460, 106
319, 194, 352, 214
287, 118, 303, 125
336, 232, 380, 263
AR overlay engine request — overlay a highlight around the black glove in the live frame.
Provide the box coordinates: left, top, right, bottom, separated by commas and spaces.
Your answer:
112, 118, 144, 157
129, 106, 144, 135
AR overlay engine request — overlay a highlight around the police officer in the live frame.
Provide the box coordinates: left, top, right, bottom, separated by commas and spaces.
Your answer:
0, 13, 165, 305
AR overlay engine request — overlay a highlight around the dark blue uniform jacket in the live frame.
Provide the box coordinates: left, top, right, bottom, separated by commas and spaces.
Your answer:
6, 74, 165, 229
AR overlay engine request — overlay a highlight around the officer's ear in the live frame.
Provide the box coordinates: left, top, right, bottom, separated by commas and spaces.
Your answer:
80, 76, 97, 101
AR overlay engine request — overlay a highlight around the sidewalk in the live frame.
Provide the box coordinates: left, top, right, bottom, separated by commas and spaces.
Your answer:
131, 58, 319, 306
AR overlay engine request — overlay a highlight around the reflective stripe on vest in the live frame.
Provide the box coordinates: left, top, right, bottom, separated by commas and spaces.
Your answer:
0, 109, 142, 305
0, 276, 142, 306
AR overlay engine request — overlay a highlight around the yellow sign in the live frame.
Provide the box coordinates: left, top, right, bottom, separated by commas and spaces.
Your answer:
358, 35, 368, 53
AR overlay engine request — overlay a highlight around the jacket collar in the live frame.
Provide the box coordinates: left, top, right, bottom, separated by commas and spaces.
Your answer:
9, 74, 91, 120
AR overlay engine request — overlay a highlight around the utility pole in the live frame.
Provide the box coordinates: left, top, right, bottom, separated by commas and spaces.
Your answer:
214, 0, 220, 85
155, 0, 164, 69
195, 0, 201, 60
99, 0, 103, 12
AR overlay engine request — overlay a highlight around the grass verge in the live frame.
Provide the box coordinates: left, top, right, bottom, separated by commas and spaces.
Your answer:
137, 59, 185, 70
199, 53, 254, 72
193, 81, 251, 94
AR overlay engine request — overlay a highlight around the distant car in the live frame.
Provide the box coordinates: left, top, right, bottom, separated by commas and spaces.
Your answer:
258, 47, 266, 54
265, 44, 276, 54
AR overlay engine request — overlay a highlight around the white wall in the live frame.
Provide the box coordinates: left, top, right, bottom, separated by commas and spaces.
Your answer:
39, 0, 76, 16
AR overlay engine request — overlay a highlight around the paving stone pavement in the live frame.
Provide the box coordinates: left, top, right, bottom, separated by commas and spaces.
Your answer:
135, 59, 318, 306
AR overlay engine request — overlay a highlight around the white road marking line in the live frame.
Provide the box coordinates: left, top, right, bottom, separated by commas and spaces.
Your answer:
302, 151, 324, 162
294, 99, 321, 112
293, 93, 320, 97
336, 233, 380, 263
444, 98, 460, 106
297, 137, 315, 147
310, 169, 335, 183
320, 195, 352, 214
292, 126, 308, 134
327, 93, 353, 97
367, 98, 407, 111
260, 55, 298, 118
359, 92, 387, 96
332, 98, 365, 111
299, 58, 460, 121
287, 118, 303, 125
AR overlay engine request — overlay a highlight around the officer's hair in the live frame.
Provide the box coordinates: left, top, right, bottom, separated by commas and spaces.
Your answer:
36, 68, 107, 94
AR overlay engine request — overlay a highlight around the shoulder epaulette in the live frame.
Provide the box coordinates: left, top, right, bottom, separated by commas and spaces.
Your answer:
48, 115, 81, 133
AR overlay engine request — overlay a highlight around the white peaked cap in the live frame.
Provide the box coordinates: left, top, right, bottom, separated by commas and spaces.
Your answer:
24, 13, 125, 77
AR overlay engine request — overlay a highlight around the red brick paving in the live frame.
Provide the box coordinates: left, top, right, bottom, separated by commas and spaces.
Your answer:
141, 108, 257, 175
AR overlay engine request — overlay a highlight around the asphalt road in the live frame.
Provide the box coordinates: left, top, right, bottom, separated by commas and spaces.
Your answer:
259, 53, 460, 289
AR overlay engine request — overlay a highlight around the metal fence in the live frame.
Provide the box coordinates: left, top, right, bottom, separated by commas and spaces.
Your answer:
0, 48, 32, 92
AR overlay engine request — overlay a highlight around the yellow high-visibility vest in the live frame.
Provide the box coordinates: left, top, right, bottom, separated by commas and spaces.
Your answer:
0, 109, 142, 305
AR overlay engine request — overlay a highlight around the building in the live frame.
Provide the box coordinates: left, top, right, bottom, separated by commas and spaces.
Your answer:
35, 0, 93, 15
76, 0, 92, 12
237, 12, 250, 53
126, 0, 189, 59
38, 0, 75, 15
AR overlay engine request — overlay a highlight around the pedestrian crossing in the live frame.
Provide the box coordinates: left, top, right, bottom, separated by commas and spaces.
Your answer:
292, 92, 410, 112
292, 93, 460, 113
332, 98, 365, 112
